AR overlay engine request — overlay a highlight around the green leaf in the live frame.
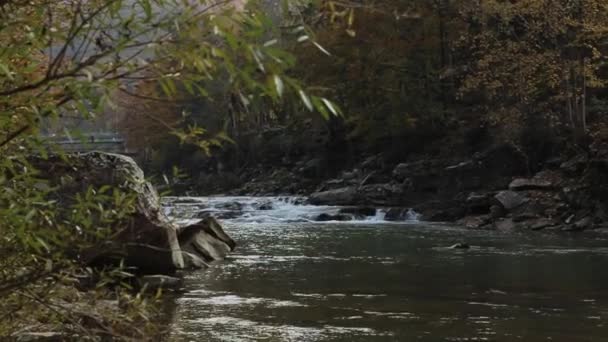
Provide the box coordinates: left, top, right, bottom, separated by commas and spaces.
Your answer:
0, 63, 13, 80
311, 96, 330, 119
273, 75, 284, 98
321, 98, 340, 116
299, 90, 313, 111
312, 41, 331, 56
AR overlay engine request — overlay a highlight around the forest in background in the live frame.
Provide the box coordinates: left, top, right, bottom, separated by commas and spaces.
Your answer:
2, 0, 608, 339
112, 0, 608, 194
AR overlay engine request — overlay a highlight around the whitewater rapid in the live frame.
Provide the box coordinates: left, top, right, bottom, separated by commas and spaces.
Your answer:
162, 196, 420, 225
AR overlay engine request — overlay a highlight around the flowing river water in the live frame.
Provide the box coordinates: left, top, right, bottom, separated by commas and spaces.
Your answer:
164, 197, 608, 341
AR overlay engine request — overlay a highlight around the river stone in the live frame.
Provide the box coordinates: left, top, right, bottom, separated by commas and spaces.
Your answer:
544, 157, 563, 169
494, 190, 528, 211
466, 192, 494, 214
361, 154, 383, 170
178, 217, 236, 262
357, 183, 403, 206
560, 155, 588, 175
214, 211, 243, 220
254, 201, 273, 210
490, 205, 505, 219
561, 186, 591, 207
298, 158, 322, 177
495, 218, 517, 231
528, 218, 559, 231
392, 160, 444, 181
509, 178, 554, 191
512, 212, 540, 222
443, 144, 528, 192
574, 216, 593, 230
309, 186, 357, 205
339, 206, 377, 217
341, 169, 360, 180
457, 215, 490, 229
216, 201, 243, 211
385, 208, 418, 221
182, 251, 209, 269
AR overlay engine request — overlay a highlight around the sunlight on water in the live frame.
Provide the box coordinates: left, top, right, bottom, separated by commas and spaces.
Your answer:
166, 196, 608, 342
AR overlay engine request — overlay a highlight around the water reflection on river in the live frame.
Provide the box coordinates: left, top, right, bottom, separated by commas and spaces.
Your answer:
167, 218, 608, 341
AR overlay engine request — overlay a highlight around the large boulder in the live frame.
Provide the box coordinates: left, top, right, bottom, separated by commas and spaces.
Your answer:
494, 190, 528, 211
509, 178, 554, 191
384, 207, 420, 221
357, 183, 403, 205
339, 206, 377, 218
392, 160, 444, 182
466, 192, 494, 214
560, 155, 588, 176
494, 218, 517, 231
392, 160, 446, 195
414, 199, 467, 222
31, 152, 235, 274
444, 143, 528, 192
178, 217, 236, 262
527, 218, 560, 231
509, 171, 562, 191
309, 186, 357, 205
457, 215, 491, 229
390, 144, 527, 202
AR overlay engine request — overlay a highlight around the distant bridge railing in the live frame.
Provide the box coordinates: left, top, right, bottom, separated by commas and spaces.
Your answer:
42, 132, 134, 155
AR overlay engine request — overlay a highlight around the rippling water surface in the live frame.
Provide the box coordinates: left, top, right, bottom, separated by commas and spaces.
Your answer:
166, 197, 608, 341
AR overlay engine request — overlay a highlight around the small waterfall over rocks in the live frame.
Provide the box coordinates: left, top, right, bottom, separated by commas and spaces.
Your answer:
162, 196, 421, 224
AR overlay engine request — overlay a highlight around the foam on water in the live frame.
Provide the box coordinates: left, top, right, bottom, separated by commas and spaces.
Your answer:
162, 196, 420, 224
166, 197, 608, 342
178, 295, 308, 308
180, 316, 388, 342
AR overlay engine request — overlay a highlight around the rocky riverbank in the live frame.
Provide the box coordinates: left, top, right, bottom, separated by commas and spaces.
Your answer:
32, 152, 236, 280
187, 140, 608, 232
12, 152, 238, 341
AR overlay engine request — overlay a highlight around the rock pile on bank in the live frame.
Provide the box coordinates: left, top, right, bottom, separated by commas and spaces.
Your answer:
305, 142, 608, 231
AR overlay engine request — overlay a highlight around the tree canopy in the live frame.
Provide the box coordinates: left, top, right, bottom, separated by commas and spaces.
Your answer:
0, 0, 339, 339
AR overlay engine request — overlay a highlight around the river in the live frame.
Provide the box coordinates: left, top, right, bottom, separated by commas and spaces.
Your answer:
164, 197, 608, 341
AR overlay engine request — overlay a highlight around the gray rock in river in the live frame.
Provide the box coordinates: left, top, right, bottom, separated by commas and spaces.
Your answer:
357, 183, 403, 206
178, 216, 237, 261
509, 178, 555, 191
392, 160, 444, 182
216, 201, 243, 211
494, 190, 528, 211
253, 201, 273, 210
309, 186, 358, 205
457, 215, 491, 229
384, 208, 414, 221
339, 206, 377, 217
